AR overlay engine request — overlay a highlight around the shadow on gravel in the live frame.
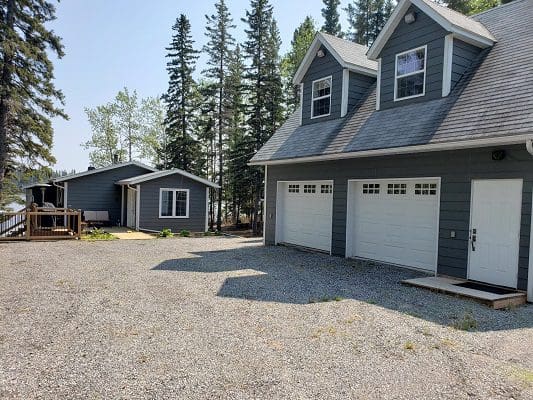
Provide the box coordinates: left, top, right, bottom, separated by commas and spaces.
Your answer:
152, 245, 533, 332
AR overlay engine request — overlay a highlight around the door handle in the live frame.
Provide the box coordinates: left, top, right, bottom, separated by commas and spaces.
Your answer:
471, 228, 476, 251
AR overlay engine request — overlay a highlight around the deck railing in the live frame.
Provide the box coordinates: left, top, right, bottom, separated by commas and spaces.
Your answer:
0, 208, 82, 240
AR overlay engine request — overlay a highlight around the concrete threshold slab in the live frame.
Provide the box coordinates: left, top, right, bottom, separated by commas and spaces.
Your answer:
105, 227, 155, 240
402, 276, 526, 309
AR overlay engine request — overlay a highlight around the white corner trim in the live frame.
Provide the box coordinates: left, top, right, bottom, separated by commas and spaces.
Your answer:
341, 69, 349, 117
135, 184, 140, 231
528, 193, 533, 302
299, 83, 304, 125
263, 165, 268, 245
442, 34, 454, 97
120, 185, 124, 226
376, 58, 382, 111
63, 182, 68, 209
158, 188, 190, 219
394, 45, 427, 102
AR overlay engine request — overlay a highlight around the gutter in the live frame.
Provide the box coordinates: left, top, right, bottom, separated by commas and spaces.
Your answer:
250, 134, 533, 166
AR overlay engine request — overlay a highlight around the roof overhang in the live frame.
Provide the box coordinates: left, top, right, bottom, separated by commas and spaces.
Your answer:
367, 0, 496, 60
293, 33, 377, 85
22, 183, 52, 189
249, 134, 533, 166
53, 161, 157, 182
116, 169, 220, 189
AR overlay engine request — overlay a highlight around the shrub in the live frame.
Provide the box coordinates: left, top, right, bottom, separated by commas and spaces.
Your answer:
179, 230, 190, 237
159, 228, 174, 238
84, 228, 115, 241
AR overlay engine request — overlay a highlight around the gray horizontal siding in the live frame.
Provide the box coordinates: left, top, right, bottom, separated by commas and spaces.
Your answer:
66, 164, 152, 225
138, 174, 207, 233
378, 4, 448, 110
348, 72, 376, 110
266, 145, 533, 291
451, 39, 482, 90
302, 45, 343, 125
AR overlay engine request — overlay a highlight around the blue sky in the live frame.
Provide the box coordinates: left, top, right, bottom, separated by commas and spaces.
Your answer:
48, 0, 349, 171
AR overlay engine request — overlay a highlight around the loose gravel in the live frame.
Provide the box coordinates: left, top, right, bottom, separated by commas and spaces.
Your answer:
0, 237, 532, 399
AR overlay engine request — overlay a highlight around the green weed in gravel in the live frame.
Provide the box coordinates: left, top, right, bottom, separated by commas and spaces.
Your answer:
452, 312, 478, 331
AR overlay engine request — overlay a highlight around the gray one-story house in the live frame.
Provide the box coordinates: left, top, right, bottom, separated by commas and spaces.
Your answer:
250, 0, 533, 301
26, 161, 218, 233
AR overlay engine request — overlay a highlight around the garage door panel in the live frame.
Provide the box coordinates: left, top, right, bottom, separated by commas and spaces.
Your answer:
278, 181, 333, 252
350, 180, 439, 271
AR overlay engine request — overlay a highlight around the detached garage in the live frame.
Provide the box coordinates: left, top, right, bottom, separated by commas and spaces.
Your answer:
275, 181, 333, 253
346, 179, 440, 272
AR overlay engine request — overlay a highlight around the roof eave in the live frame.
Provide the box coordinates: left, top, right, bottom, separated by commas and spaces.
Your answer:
53, 161, 157, 182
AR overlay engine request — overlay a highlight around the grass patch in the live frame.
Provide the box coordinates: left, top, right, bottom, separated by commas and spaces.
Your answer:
179, 230, 190, 237
158, 228, 174, 238
82, 228, 116, 241
452, 312, 478, 331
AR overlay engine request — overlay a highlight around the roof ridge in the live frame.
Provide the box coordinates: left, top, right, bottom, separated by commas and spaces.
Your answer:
319, 31, 369, 50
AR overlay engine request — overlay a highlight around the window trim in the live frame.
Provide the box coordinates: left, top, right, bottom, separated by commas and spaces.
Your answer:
310, 75, 332, 119
158, 188, 190, 219
394, 45, 427, 102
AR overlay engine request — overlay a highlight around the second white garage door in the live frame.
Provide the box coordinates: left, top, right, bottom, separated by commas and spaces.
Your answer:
277, 181, 333, 252
347, 179, 440, 272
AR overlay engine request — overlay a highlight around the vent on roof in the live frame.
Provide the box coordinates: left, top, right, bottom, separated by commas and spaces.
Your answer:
88, 166, 96, 171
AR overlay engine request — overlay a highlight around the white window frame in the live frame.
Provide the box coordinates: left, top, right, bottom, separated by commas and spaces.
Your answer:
394, 45, 427, 102
310, 75, 332, 119
159, 188, 190, 219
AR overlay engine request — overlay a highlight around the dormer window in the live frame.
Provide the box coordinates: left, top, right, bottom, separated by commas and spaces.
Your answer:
311, 76, 332, 118
394, 45, 426, 101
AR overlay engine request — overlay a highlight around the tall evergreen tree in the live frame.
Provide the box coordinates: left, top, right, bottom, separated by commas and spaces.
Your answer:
162, 14, 201, 174
443, 0, 501, 15
242, 0, 280, 234
0, 0, 66, 209
280, 16, 316, 114
345, 0, 393, 46
203, 0, 235, 231
321, 0, 343, 37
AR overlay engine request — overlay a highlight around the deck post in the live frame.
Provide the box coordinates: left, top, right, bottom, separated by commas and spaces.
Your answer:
77, 210, 82, 238
25, 210, 30, 240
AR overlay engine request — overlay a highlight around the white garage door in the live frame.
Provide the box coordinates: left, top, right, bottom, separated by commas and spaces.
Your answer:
277, 181, 333, 252
349, 179, 440, 271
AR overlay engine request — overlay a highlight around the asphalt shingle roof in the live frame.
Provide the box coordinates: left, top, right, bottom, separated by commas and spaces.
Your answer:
251, 0, 533, 164
319, 32, 378, 71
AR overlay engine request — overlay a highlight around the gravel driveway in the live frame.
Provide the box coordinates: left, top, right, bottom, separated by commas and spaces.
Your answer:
1, 237, 532, 399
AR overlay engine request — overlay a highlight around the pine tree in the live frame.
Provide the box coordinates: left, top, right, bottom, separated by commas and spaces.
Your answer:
203, 0, 235, 231
264, 19, 284, 137
345, 0, 393, 46
0, 0, 67, 209
321, 0, 343, 37
242, 0, 281, 234
162, 14, 201, 174
443, 0, 500, 15
280, 16, 316, 114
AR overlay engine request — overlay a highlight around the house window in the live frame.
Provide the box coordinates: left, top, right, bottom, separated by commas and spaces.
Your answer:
395, 46, 426, 101
321, 184, 333, 194
159, 188, 189, 218
415, 183, 437, 196
311, 76, 332, 118
362, 183, 380, 194
288, 184, 300, 193
304, 184, 316, 193
387, 183, 407, 195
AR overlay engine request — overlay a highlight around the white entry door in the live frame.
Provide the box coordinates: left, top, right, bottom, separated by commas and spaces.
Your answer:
277, 181, 333, 252
468, 179, 522, 288
349, 179, 440, 271
127, 188, 136, 229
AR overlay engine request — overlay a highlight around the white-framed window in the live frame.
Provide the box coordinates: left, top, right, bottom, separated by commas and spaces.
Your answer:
321, 184, 333, 194
394, 45, 427, 101
304, 184, 316, 193
387, 183, 407, 195
159, 188, 189, 218
288, 184, 300, 193
362, 183, 380, 194
311, 76, 332, 118
415, 183, 437, 196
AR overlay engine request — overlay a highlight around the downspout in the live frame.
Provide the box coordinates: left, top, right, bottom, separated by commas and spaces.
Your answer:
526, 138, 533, 156
51, 181, 64, 207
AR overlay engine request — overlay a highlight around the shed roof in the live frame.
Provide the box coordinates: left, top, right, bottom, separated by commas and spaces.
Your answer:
116, 169, 220, 188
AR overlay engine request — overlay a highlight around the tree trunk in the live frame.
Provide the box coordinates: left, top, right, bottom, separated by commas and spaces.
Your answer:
0, 0, 16, 205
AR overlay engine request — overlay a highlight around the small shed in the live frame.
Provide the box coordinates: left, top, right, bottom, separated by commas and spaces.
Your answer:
116, 169, 219, 233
